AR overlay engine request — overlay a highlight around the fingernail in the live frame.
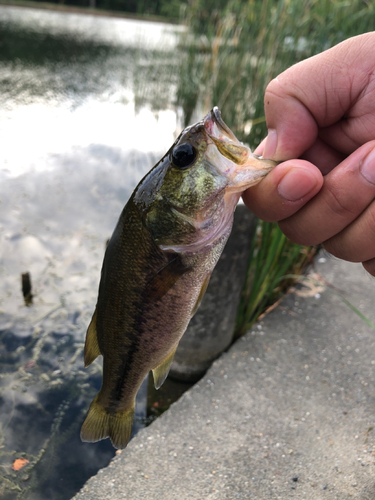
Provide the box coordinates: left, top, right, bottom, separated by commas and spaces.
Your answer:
263, 129, 277, 159
361, 148, 375, 184
278, 168, 318, 201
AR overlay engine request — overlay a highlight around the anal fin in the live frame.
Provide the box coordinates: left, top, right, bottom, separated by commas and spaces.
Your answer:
84, 308, 101, 367
152, 346, 177, 390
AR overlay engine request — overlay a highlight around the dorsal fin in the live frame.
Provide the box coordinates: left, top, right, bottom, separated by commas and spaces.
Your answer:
84, 308, 102, 367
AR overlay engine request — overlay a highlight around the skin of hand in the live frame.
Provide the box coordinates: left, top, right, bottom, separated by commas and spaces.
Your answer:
242, 32, 375, 277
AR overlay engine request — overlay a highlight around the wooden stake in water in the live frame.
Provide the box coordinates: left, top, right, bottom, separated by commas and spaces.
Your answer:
21, 272, 33, 306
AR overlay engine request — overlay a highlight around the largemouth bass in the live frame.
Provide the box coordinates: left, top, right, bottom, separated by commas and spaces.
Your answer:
81, 107, 277, 449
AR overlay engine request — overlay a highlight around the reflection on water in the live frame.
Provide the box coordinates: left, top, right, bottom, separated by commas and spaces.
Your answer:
0, 6, 181, 178
0, 5, 182, 499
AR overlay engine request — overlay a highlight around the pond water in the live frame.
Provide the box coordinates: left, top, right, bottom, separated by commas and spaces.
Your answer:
0, 6, 188, 499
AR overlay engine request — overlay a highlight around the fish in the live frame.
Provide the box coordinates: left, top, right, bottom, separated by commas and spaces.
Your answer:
81, 107, 277, 449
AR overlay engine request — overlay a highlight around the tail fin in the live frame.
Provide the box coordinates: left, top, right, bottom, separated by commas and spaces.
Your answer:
80, 395, 135, 449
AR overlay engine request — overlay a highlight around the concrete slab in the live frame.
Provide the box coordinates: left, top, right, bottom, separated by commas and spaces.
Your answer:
72, 255, 375, 500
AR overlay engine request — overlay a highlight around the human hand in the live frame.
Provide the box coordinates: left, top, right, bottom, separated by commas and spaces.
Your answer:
243, 32, 375, 276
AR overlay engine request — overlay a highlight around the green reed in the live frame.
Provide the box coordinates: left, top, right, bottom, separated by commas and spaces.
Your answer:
234, 222, 318, 338
176, 0, 375, 335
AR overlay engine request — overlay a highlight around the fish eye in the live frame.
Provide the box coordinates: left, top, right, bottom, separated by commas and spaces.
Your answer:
171, 143, 197, 170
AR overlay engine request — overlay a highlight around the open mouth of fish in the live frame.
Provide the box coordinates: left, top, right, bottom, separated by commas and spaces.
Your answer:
203, 106, 277, 191
204, 106, 240, 144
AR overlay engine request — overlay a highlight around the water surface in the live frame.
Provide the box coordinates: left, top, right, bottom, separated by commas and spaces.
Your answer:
0, 6, 182, 499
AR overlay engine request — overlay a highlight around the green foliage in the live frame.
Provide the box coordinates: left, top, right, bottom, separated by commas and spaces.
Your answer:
175, 0, 375, 335
178, 0, 375, 145
235, 222, 317, 338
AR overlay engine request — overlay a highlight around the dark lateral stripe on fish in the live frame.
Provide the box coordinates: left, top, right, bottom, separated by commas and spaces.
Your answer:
106, 255, 188, 409
106, 342, 139, 414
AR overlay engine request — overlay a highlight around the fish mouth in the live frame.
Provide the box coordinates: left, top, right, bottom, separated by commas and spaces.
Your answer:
203, 107, 278, 191
204, 107, 240, 145
203, 107, 250, 166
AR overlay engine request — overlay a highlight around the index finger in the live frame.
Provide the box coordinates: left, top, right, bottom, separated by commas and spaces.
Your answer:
263, 32, 375, 161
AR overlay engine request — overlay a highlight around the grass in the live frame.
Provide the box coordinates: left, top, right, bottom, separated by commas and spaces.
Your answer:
175, 0, 375, 336
234, 222, 318, 338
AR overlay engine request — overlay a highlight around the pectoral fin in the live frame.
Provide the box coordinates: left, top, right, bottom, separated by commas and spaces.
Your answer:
152, 346, 177, 390
191, 275, 211, 317
145, 254, 189, 302
84, 309, 101, 367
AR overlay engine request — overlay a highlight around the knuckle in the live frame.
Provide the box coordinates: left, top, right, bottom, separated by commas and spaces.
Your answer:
264, 78, 291, 106
364, 202, 375, 238
323, 202, 375, 262
363, 259, 375, 277
278, 219, 318, 246
323, 182, 362, 219
321, 238, 352, 261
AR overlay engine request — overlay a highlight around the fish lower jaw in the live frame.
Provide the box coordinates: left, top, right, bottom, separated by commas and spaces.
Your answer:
226, 165, 275, 192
